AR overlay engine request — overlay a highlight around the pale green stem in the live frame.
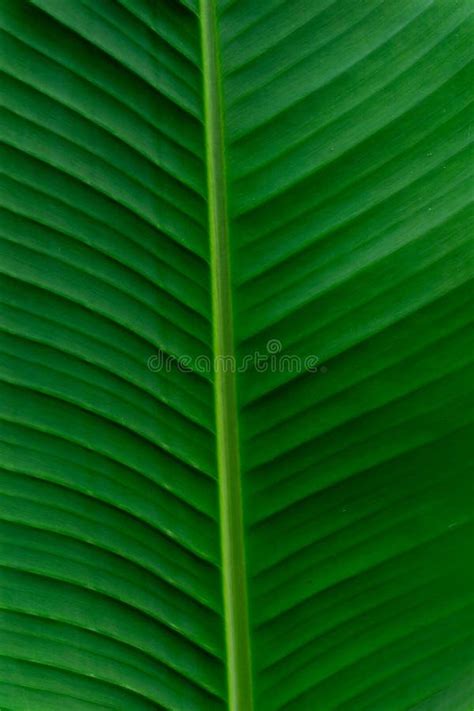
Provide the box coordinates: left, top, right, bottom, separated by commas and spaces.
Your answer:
200, 1, 253, 708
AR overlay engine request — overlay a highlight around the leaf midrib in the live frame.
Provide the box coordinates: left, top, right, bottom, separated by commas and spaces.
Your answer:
200, 1, 253, 709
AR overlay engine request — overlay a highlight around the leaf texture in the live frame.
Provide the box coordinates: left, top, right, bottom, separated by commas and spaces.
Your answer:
0, 1, 473, 709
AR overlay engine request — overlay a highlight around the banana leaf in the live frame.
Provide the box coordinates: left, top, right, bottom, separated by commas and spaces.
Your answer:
0, 0, 473, 709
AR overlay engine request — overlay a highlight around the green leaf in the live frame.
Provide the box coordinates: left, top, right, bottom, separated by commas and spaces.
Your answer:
0, 0, 472, 709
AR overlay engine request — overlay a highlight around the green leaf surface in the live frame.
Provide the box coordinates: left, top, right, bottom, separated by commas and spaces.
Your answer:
0, 0, 473, 709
